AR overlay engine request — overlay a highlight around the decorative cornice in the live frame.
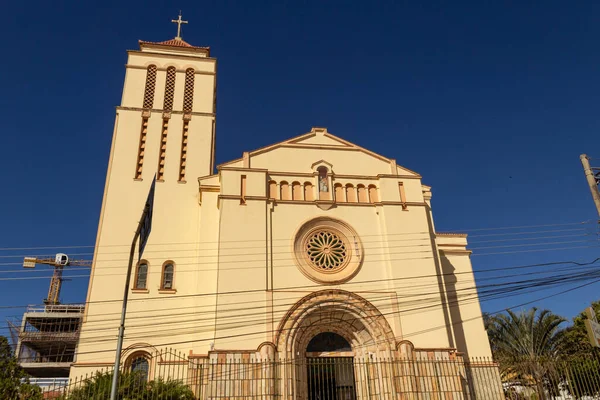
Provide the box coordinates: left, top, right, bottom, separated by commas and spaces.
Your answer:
126, 50, 216, 62
125, 64, 216, 75
436, 232, 468, 238
116, 106, 214, 117
439, 249, 472, 255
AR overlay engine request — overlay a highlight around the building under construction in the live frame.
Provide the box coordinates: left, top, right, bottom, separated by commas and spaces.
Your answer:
9, 254, 89, 380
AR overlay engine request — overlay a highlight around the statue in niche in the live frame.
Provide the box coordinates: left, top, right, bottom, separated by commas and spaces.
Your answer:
318, 167, 329, 192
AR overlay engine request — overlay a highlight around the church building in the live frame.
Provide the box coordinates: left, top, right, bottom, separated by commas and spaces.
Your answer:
71, 17, 501, 399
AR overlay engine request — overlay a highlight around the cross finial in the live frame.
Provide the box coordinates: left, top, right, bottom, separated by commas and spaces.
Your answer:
171, 11, 188, 40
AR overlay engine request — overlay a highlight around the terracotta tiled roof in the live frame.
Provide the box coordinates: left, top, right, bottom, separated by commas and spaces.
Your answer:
139, 38, 209, 50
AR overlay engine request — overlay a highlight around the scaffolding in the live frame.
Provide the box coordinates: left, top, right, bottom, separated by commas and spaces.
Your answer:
13, 304, 85, 378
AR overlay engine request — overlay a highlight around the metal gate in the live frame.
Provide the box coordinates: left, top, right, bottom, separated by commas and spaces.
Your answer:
307, 357, 356, 400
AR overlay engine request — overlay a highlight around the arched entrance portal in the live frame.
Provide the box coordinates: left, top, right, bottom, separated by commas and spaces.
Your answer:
275, 290, 397, 400
306, 332, 356, 400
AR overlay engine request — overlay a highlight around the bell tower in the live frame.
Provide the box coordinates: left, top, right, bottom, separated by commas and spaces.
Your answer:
78, 16, 217, 361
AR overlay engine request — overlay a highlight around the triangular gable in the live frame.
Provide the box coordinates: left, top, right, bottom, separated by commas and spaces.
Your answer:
217, 127, 421, 177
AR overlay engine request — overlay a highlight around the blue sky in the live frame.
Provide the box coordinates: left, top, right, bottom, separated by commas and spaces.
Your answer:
0, 1, 599, 334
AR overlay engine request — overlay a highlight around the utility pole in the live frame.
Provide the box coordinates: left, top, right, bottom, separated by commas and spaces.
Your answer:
580, 154, 600, 218
110, 176, 155, 400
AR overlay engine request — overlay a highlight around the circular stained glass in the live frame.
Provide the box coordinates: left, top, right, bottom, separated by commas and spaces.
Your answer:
305, 230, 348, 271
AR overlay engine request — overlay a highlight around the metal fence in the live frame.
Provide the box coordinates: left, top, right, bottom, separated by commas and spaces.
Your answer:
32, 350, 600, 400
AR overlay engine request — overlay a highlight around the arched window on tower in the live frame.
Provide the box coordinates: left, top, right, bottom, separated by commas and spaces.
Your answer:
357, 184, 368, 203
304, 182, 314, 201
161, 262, 174, 290
163, 67, 176, 111
292, 182, 302, 200
368, 185, 378, 203
142, 65, 157, 109
334, 183, 345, 202
127, 352, 150, 383
183, 68, 195, 113
134, 261, 148, 290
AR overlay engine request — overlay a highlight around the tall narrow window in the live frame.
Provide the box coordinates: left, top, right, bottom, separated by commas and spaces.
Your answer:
280, 181, 290, 200
183, 68, 195, 113
269, 180, 278, 199
161, 262, 174, 290
157, 119, 168, 181
399, 182, 407, 210
368, 185, 378, 203
345, 184, 357, 203
134, 118, 149, 179
178, 121, 189, 182
334, 183, 345, 202
357, 185, 368, 203
134, 261, 148, 290
292, 181, 302, 200
163, 67, 176, 111
240, 175, 247, 205
142, 65, 157, 109
304, 182, 314, 201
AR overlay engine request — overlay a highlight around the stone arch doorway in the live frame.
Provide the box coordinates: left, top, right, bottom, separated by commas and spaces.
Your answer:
275, 290, 397, 400
306, 332, 356, 400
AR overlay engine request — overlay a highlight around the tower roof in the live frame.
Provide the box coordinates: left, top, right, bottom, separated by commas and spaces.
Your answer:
138, 37, 210, 57
138, 37, 209, 50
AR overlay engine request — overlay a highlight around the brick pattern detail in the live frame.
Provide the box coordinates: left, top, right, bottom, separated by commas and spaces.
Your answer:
183, 68, 195, 112
163, 67, 176, 111
157, 119, 168, 181
178, 121, 189, 182
142, 65, 157, 109
134, 117, 149, 179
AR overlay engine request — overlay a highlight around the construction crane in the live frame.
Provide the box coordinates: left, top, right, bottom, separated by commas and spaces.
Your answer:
23, 254, 92, 305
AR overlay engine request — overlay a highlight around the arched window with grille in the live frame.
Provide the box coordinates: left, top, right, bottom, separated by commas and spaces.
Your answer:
134, 261, 148, 290
357, 184, 368, 203
345, 184, 357, 203
269, 180, 278, 199
127, 352, 150, 383
163, 67, 176, 111
161, 262, 175, 290
368, 185, 378, 203
183, 68, 195, 112
280, 181, 290, 200
304, 182, 314, 201
334, 183, 345, 202
142, 65, 157, 109
292, 182, 302, 200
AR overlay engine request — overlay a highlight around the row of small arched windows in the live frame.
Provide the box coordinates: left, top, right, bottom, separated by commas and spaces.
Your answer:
142, 65, 195, 112
268, 181, 378, 203
134, 260, 175, 291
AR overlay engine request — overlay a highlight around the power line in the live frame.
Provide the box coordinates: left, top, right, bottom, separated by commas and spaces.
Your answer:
1, 257, 599, 311
0, 220, 595, 253
18, 272, 600, 360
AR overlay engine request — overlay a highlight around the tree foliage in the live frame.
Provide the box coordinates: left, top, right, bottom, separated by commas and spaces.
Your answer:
65, 370, 195, 400
485, 308, 567, 399
562, 300, 600, 359
0, 336, 42, 400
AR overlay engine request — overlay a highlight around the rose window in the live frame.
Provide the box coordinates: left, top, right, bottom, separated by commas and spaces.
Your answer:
306, 230, 348, 270
293, 217, 363, 284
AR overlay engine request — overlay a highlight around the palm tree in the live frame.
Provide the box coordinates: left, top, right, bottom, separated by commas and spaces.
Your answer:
486, 308, 566, 400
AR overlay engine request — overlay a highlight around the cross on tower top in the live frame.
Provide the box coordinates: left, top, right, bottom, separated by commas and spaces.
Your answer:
171, 12, 188, 40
